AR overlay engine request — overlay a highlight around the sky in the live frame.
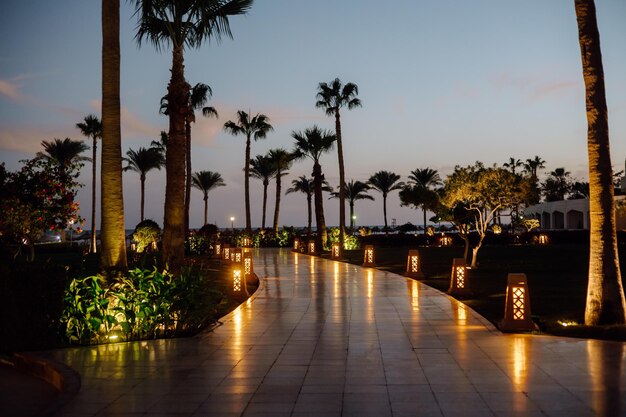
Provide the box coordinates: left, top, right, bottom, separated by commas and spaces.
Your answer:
1, 1, 625, 230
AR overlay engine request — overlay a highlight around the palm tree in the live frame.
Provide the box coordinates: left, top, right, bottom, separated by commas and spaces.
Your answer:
161, 83, 219, 235
267, 148, 295, 234
575, 0, 626, 325
76, 115, 102, 253
523, 155, 546, 178
150, 130, 168, 155
134, 0, 252, 270
292, 126, 336, 247
249, 154, 276, 229
330, 180, 373, 230
316, 78, 361, 250
542, 168, 572, 201
37, 138, 90, 177
368, 171, 404, 231
503, 157, 523, 175
287, 177, 333, 239
407, 168, 442, 231
191, 171, 225, 226
101, 0, 127, 271
523, 156, 545, 205
122, 147, 165, 222
224, 110, 273, 233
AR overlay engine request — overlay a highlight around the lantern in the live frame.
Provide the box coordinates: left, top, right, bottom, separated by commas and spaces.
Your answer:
151, 241, 158, 251
243, 251, 254, 280
308, 240, 316, 254
440, 235, 452, 246
538, 234, 549, 245
331, 242, 342, 260
404, 249, 424, 278
232, 247, 242, 264
448, 258, 471, 296
293, 238, 300, 252
241, 236, 251, 248
232, 265, 247, 295
223, 244, 231, 262
130, 242, 137, 252
500, 273, 535, 332
363, 245, 376, 267
214, 242, 222, 257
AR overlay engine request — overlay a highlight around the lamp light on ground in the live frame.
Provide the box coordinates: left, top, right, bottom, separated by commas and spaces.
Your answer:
363, 245, 376, 267
293, 238, 300, 252
500, 273, 536, 332
404, 249, 424, 278
448, 258, 471, 297
308, 240, 316, 255
538, 234, 549, 245
331, 242, 342, 260
439, 234, 452, 247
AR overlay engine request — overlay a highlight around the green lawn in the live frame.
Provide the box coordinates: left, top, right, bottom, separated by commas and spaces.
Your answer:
336, 243, 626, 340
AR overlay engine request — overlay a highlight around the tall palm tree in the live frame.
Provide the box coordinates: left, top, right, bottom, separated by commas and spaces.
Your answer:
37, 138, 90, 178
292, 126, 336, 247
287, 177, 333, 239
368, 171, 404, 231
407, 168, 442, 231
134, 0, 252, 270
503, 157, 523, 175
268, 148, 295, 234
523, 155, 546, 178
101, 0, 127, 271
161, 83, 219, 235
316, 78, 361, 250
249, 154, 276, 229
224, 110, 273, 233
150, 130, 168, 155
76, 115, 102, 253
575, 0, 626, 325
191, 171, 225, 226
523, 156, 545, 206
122, 147, 165, 222
330, 180, 373, 230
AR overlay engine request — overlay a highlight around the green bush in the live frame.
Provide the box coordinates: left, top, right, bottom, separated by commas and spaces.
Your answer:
328, 227, 360, 250
132, 219, 161, 253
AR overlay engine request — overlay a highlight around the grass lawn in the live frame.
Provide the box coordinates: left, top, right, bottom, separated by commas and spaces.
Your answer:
335, 242, 626, 341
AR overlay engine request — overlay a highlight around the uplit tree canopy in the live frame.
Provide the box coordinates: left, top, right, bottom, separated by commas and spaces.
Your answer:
441, 162, 525, 267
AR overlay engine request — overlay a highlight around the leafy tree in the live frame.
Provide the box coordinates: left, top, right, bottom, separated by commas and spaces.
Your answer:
191, 171, 225, 226
399, 185, 439, 234
292, 126, 336, 247
574, 0, 625, 325
134, 0, 252, 270
76, 114, 102, 253
287, 176, 332, 237
330, 180, 373, 230
316, 78, 361, 251
542, 168, 572, 201
122, 147, 165, 222
0, 158, 83, 261
570, 181, 590, 199
101, 0, 127, 271
367, 171, 404, 231
250, 154, 276, 229
267, 148, 295, 234
224, 110, 273, 233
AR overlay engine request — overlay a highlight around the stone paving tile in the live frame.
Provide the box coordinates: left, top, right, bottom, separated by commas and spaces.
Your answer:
36, 248, 626, 417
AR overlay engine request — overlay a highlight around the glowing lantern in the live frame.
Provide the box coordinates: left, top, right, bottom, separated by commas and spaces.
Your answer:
500, 273, 535, 332
223, 244, 231, 262
151, 241, 158, 251
241, 236, 251, 248
440, 234, 452, 246
293, 238, 300, 252
130, 242, 137, 252
308, 240, 316, 254
363, 245, 376, 267
492, 224, 502, 235
243, 252, 254, 280
232, 247, 242, 264
331, 242, 342, 260
448, 258, 471, 296
232, 265, 247, 295
404, 249, 424, 278
538, 234, 549, 245
214, 242, 222, 257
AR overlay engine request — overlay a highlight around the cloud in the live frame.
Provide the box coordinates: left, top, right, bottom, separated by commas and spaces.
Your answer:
489, 71, 578, 103
0, 75, 36, 104
88, 99, 161, 139
0, 125, 78, 154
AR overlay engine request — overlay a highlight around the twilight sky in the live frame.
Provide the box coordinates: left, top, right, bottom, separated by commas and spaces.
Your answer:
1, 1, 625, 230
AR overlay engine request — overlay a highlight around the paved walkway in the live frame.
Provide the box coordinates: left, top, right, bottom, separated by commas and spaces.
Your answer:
42, 248, 625, 417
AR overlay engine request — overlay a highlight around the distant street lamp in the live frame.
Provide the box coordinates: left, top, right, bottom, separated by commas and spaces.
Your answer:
230, 216, 235, 232
352, 214, 357, 229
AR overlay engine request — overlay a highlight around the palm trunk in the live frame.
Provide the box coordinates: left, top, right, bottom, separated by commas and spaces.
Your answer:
244, 135, 251, 233
140, 173, 146, 222
184, 119, 192, 235
307, 192, 313, 237
262, 179, 268, 229
383, 193, 388, 230
423, 207, 427, 233
313, 162, 327, 248
335, 111, 346, 249
349, 201, 355, 230
100, 0, 127, 272
203, 194, 208, 226
91, 137, 97, 253
575, 0, 626, 325
273, 171, 282, 234
162, 44, 189, 272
